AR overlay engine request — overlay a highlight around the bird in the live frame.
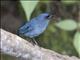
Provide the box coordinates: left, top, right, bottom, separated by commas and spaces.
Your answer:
18, 13, 52, 45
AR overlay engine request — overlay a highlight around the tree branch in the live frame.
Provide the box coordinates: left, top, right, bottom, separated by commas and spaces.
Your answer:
0, 29, 80, 60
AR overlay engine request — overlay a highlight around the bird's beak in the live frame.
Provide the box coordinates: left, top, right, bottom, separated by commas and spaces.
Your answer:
48, 15, 54, 20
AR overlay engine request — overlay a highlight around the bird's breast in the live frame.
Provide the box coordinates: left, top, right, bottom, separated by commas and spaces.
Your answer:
34, 21, 49, 34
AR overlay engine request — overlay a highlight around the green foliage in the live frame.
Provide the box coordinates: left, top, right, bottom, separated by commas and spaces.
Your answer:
61, 0, 78, 5
79, 22, 80, 28
20, 0, 39, 21
73, 31, 80, 56
55, 19, 77, 31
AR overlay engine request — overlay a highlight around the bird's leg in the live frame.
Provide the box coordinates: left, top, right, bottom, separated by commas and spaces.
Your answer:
32, 38, 39, 46
32, 38, 43, 60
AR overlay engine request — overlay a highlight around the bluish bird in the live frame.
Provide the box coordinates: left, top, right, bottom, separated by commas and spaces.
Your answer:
18, 13, 52, 45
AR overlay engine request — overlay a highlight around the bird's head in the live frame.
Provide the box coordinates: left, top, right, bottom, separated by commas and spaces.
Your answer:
37, 13, 53, 21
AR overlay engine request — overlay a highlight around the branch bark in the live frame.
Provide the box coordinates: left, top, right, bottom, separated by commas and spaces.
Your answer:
0, 28, 80, 60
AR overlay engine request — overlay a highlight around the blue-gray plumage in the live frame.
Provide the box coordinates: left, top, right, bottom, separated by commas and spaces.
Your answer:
18, 13, 52, 38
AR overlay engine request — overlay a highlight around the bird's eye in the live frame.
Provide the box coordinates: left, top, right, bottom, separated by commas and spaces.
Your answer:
45, 15, 50, 18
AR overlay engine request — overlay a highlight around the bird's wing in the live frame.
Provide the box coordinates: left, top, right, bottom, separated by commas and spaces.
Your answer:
19, 17, 38, 34
19, 22, 34, 34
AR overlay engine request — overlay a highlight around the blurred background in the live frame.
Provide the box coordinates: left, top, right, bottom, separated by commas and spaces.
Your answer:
1, 0, 80, 60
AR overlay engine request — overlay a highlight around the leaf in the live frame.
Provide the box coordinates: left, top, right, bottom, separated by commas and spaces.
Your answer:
61, 0, 77, 5
73, 31, 80, 56
55, 19, 77, 31
20, 0, 39, 21
78, 22, 80, 28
